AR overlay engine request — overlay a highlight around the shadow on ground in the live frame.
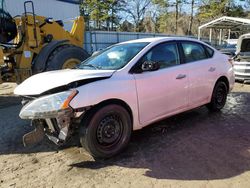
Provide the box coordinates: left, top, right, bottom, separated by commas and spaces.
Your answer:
1, 92, 250, 181
0, 96, 21, 109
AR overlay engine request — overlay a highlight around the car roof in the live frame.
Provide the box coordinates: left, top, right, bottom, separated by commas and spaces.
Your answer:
239, 33, 250, 39
121, 37, 201, 44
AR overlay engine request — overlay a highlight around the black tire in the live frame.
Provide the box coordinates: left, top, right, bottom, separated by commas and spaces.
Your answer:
80, 104, 132, 159
207, 81, 228, 112
46, 45, 89, 71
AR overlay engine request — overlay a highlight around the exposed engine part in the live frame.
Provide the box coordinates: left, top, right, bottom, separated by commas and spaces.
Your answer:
46, 133, 60, 145
56, 110, 72, 141
22, 109, 74, 147
45, 118, 56, 132
41, 110, 74, 145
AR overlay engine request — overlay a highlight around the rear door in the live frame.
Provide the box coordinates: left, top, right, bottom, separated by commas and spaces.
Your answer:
132, 42, 189, 125
179, 41, 217, 107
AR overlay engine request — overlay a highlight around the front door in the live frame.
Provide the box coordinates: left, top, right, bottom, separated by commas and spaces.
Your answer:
133, 42, 189, 125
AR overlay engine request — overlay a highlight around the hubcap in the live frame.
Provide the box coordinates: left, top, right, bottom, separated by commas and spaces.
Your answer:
62, 58, 80, 69
97, 115, 123, 146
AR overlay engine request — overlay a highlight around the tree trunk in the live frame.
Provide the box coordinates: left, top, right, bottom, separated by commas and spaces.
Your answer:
111, 8, 114, 31
188, 0, 195, 35
175, 1, 179, 35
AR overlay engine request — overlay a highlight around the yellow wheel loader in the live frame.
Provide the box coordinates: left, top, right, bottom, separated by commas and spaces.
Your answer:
0, 1, 89, 83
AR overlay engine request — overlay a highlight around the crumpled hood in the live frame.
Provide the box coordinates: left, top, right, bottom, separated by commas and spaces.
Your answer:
14, 69, 115, 96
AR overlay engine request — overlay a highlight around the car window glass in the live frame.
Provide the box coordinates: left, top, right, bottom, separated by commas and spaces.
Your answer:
78, 42, 149, 70
141, 43, 180, 69
205, 45, 214, 57
182, 42, 208, 63
241, 39, 250, 52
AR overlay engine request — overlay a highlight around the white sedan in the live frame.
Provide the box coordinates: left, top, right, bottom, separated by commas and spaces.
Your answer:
14, 37, 235, 158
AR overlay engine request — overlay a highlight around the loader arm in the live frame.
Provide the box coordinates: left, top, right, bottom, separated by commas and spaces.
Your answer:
70, 16, 84, 47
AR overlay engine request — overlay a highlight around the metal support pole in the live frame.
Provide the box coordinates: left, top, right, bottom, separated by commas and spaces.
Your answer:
209, 28, 212, 43
219, 29, 222, 45
228, 29, 231, 43
198, 28, 201, 40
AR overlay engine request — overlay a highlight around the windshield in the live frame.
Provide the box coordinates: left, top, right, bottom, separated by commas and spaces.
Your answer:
78, 42, 149, 70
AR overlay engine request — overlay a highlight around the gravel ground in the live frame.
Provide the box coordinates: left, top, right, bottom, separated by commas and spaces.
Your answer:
0, 83, 250, 188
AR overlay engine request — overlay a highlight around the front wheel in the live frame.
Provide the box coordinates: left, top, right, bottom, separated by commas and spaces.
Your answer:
207, 81, 228, 112
79, 104, 132, 159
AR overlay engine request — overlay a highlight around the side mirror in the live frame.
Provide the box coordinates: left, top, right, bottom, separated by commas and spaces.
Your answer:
141, 61, 160, 72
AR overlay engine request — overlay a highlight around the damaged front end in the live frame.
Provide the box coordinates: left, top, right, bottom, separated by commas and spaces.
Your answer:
20, 90, 79, 146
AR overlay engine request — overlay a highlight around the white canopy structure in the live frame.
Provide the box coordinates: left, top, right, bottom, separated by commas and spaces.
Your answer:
198, 16, 250, 45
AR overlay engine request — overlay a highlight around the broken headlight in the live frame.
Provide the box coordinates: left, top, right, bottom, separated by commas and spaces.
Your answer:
19, 90, 78, 119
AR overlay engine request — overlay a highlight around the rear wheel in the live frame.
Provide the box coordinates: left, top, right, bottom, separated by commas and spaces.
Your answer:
207, 81, 228, 112
80, 104, 132, 159
46, 45, 89, 71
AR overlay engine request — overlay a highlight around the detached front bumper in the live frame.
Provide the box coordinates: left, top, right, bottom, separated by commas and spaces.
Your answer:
22, 109, 74, 146
19, 90, 79, 146
23, 120, 45, 146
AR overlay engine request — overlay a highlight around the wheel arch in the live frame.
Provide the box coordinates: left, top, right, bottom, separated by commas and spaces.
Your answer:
45, 44, 89, 71
32, 40, 69, 74
81, 98, 134, 129
79, 98, 133, 158
216, 76, 230, 93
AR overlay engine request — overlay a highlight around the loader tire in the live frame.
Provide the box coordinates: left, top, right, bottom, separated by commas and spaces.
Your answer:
46, 45, 89, 71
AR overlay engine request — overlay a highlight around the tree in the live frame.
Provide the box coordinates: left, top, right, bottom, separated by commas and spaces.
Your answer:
119, 20, 134, 31
80, 0, 250, 35
187, 0, 195, 35
173, 0, 182, 34
79, 0, 124, 31
153, 0, 185, 35
122, 0, 151, 32
197, 0, 247, 23
79, 0, 93, 30
227, 4, 248, 17
143, 12, 156, 32
89, 0, 108, 29
152, 0, 168, 32
105, 0, 125, 31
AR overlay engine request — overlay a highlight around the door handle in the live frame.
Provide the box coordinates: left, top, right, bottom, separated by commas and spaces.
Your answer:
176, 74, 186, 79
209, 67, 216, 72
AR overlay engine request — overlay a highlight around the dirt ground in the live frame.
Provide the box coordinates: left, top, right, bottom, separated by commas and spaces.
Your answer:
0, 83, 250, 188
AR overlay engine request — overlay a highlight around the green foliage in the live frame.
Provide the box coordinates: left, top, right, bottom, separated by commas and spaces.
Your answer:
197, 0, 247, 22
80, 0, 124, 30
152, 0, 168, 8
227, 5, 248, 17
